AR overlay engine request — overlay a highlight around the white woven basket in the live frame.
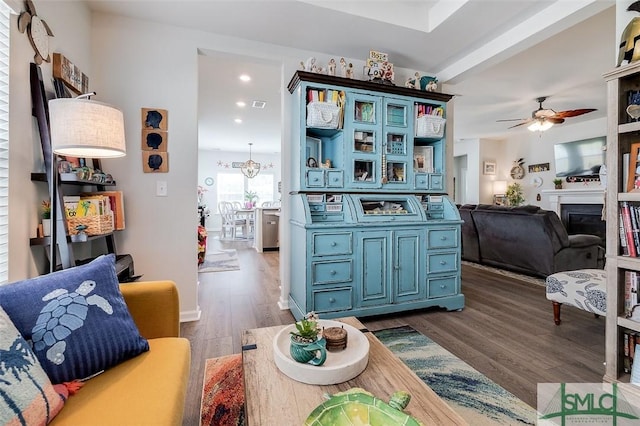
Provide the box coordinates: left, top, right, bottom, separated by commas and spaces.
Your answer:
416, 115, 446, 138
307, 102, 340, 129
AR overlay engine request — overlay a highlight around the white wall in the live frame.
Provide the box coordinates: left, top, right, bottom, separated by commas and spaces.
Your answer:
497, 117, 607, 209
9, 1, 92, 280
198, 149, 281, 231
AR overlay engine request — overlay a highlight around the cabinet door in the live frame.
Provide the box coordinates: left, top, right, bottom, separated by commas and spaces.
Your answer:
348, 93, 382, 189
356, 230, 390, 307
393, 229, 425, 303
382, 98, 413, 190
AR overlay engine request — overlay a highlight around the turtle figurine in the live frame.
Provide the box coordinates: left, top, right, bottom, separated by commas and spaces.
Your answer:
32, 280, 113, 365
305, 387, 424, 426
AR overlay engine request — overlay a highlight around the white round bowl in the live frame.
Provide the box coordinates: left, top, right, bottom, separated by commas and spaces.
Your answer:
273, 319, 370, 385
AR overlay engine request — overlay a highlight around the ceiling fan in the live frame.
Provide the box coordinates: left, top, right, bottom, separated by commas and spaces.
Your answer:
497, 96, 596, 132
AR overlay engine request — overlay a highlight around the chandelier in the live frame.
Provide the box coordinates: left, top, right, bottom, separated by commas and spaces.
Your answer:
241, 143, 261, 178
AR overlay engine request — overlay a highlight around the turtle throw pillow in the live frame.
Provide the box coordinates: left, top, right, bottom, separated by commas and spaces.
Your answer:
0, 305, 65, 425
0, 254, 149, 384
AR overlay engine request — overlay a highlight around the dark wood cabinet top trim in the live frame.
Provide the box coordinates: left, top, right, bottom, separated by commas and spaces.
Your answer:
287, 71, 454, 102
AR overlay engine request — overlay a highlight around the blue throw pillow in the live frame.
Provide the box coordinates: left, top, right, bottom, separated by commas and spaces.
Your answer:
0, 254, 149, 384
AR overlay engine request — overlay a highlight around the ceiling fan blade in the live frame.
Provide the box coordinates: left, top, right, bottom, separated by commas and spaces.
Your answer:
553, 108, 596, 119
508, 120, 532, 129
547, 117, 565, 124
496, 118, 527, 122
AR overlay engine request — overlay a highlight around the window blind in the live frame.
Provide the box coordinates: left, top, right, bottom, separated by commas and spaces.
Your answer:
0, 2, 10, 284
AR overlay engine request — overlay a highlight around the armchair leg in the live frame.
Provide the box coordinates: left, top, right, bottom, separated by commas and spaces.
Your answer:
552, 301, 561, 325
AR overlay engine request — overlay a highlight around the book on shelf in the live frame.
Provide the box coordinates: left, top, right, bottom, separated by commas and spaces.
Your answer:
620, 201, 638, 257
625, 331, 631, 373
621, 212, 630, 256
85, 191, 125, 231
625, 270, 639, 317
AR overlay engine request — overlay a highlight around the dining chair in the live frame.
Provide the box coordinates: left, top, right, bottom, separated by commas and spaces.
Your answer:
218, 201, 246, 240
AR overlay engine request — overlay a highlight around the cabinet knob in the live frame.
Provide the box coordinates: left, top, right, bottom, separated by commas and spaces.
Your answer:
394, 265, 400, 270
440, 236, 447, 240
331, 241, 337, 247
330, 270, 336, 275
440, 284, 447, 289
390, 217, 396, 221
329, 297, 336, 303
440, 260, 447, 265
313, 177, 319, 182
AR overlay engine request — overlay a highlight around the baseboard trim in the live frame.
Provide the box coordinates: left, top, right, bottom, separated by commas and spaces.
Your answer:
180, 306, 202, 323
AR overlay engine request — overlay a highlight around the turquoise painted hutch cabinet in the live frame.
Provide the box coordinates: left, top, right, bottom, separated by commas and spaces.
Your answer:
287, 71, 463, 320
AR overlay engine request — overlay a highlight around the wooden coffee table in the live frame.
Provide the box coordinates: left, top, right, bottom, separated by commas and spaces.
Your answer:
241, 316, 467, 425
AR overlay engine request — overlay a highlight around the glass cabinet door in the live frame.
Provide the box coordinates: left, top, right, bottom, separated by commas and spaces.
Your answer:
382, 98, 413, 189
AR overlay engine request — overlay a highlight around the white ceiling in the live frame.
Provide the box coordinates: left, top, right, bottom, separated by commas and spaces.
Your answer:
86, 0, 617, 153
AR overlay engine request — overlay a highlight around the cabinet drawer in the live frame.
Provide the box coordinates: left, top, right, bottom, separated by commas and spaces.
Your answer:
311, 213, 344, 223
429, 174, 444, 190
427, 228, 458, 249
326, 170, 344, 187
306, 170, 325, 187
313, 288, 352, 313
414, 173, 428, 189
427, 276, 458, 298
312, 259, 353, 285
427, 252, 458, 274
312, 232, 353, 256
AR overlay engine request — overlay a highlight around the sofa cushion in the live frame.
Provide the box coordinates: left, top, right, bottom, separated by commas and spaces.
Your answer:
0, 305, 65, 425
49, 337, 191, 426
0, 255, 149, 384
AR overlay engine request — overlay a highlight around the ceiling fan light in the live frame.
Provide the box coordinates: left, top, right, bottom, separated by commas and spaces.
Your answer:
527, 120, 541, 131
540, 120, 554, 131
527, 119, 554, 132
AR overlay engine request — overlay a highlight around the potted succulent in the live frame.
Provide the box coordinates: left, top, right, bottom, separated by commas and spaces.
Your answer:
289, 312, 326, 366
41, 200, 51, 237
553, 178, 563, 189
505, 182, 525, 206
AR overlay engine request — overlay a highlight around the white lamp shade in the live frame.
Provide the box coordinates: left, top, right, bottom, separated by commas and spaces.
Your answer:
49, 98, 126, 158
493, 180, 507, 194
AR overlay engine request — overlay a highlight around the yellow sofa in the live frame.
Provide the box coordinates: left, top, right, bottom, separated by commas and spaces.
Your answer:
50, 281, 191, 426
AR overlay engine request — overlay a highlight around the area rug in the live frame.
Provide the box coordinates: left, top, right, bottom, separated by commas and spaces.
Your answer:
198, 249, 240, 273
462, 260, 546, 287
200, 354, 244, 426
374, 326, 537, 425
200, 327, 537, 425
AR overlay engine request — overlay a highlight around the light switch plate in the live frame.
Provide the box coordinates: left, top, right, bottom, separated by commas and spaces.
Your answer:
156, 180, 167, 196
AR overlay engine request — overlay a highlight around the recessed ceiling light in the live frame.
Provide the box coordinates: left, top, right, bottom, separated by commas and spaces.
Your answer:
239, 74, 251, 82
234, 118, 242, 124
236, 101, 246, 107
252, 100, 266, 109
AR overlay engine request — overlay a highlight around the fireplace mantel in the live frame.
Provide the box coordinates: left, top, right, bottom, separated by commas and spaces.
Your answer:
541, 188, 605, 216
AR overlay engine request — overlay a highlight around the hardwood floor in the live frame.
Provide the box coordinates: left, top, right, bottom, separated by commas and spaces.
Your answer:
181, 238, 605, 425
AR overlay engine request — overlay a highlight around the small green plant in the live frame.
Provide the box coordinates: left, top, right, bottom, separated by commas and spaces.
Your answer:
244, 190, 258, 201
553, 178, 563, 186
290, 312, 320, 343
41, 200, 51, 219
505, 182, 525, 206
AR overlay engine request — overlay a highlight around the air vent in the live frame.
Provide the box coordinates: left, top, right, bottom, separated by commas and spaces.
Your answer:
252, 100, 266, 109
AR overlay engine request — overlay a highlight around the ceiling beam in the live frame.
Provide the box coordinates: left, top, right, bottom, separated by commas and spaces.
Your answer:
437, 0, 612, 83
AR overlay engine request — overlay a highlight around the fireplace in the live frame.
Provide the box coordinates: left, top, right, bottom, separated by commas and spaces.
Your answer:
542, 188, 606, 245
560, 203, 605, 244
